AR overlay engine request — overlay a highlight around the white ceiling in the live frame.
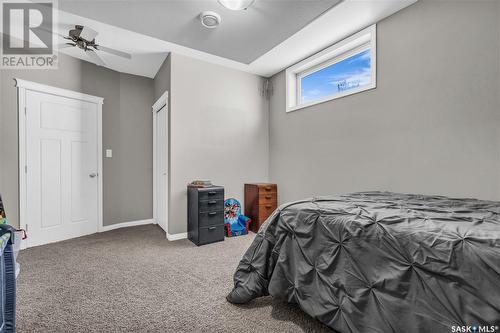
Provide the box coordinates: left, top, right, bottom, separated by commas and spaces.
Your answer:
59, 0, 342, 65
53, 0, 417, 78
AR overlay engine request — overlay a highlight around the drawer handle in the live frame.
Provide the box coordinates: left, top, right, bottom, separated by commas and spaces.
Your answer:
208, 200, 217, 205
208, 191, 217, 195
265, 205, 272, 209
208, 212, 217, 216
265, 195, 272, 199
208, 226, 216, 230
264, 187, 272, 191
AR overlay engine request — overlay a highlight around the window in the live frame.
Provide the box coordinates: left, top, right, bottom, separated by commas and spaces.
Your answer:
286, 25, 376, 112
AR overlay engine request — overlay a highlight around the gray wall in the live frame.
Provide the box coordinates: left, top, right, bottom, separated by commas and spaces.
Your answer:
116, 73, 154, 224
168, 53, 269, 234
154, 55, 171, 101
269, 0, 500, 204
0, 53, 154, 228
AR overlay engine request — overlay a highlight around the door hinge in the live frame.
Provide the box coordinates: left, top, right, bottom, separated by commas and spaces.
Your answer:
24, 106, 27, 115
25, 224, 28, 233
24, 165, 27, 173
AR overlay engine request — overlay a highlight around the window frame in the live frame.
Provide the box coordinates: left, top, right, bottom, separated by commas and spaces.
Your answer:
286, 25, 377, 112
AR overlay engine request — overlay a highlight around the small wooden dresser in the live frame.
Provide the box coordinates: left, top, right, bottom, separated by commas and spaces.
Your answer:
244, 183, 278, 233
187, 186, 225, 246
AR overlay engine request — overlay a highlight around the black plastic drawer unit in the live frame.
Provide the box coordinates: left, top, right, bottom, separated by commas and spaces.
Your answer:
0, 225, 16, 333
187, 186, 225, 246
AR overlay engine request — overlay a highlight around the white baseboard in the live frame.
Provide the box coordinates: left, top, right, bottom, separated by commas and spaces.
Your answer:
20, 237, 27, 250
20, 219, 154, 250
100, 219, 154, 232
166, 232, 187, 241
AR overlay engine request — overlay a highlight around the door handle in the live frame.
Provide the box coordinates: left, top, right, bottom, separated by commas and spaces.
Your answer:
89, 173, 97, 178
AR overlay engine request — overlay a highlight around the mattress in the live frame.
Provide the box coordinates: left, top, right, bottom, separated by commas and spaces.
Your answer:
227, 192, 500, 332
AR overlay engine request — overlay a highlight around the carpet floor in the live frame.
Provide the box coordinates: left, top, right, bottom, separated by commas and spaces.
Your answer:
17, 225, 333, 332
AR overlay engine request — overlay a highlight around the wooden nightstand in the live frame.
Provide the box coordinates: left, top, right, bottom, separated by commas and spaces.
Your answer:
244, 183, 278, 233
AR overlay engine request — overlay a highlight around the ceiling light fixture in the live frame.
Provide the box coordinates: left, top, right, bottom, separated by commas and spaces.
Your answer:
218, 0, 255, 11
199, 11, 222, 28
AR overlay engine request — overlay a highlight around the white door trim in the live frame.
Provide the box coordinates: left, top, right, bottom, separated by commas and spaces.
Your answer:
15, 78, 104, 247
152, 90, 168, 113
152, 91, 169, 237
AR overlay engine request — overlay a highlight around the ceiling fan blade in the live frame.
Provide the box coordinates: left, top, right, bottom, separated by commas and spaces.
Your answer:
96, 45, 132, 59
80, 26, 98, 42
36, 24, 69, 40
56, 24, 76, 35
86, 50, 106, 67
57, 43, 75, 49
54, 31, 70, 39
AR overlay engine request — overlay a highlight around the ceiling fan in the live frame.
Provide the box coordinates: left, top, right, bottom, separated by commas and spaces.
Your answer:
59, 25, 132, 66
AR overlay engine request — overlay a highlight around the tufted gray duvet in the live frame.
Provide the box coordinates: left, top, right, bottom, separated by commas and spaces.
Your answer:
227, 192, 500, 332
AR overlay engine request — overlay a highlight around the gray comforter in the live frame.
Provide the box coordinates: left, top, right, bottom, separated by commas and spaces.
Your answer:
227, 192, 500, 332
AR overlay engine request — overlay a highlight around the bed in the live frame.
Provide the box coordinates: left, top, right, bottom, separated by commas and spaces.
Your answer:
227, 192, 500, 332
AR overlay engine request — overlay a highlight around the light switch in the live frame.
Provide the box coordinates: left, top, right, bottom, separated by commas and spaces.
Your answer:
106, 149, 112, 158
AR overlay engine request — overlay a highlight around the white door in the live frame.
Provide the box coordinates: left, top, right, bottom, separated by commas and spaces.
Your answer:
26, 90, 99, 247
155, 105, 168, 232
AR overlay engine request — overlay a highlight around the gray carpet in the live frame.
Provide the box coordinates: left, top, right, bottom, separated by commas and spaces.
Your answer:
17, 225, 333, 332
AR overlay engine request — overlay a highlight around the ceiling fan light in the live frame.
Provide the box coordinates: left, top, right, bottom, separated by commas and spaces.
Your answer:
218, 0, 255, 11
79, 26, 98, 42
